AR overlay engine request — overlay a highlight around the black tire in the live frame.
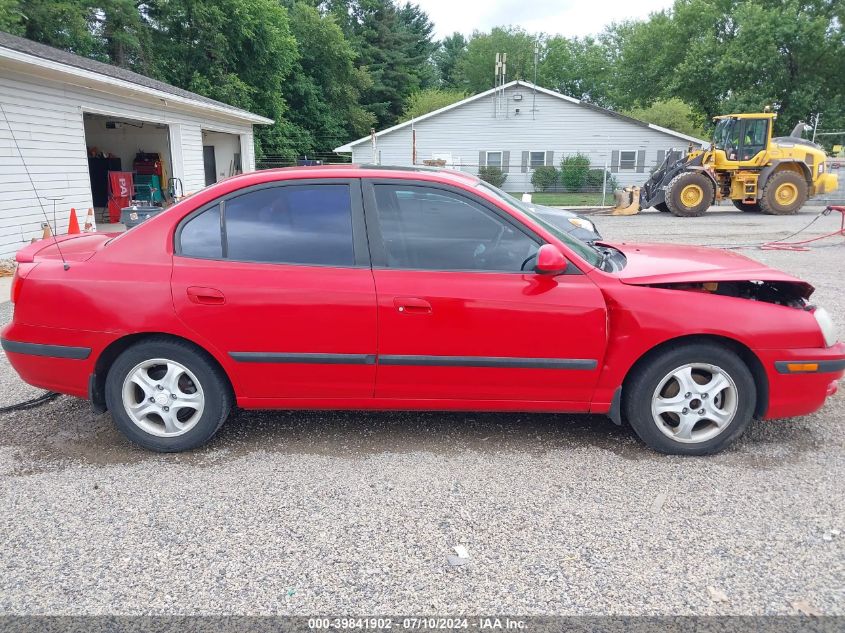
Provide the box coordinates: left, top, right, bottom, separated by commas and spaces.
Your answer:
654, 202, 670, 213
105, 337, 233, 452
732, 200, 761, 212
665, 171, 714, 217
623, 342, 756, 456
759, 170, 808, 215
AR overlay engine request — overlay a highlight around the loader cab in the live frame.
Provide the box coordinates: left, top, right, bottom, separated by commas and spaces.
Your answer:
712, 115, 773, 166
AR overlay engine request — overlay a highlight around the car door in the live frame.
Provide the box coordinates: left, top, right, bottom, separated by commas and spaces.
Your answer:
363, 180, 607, 405
171, 178, 377, 401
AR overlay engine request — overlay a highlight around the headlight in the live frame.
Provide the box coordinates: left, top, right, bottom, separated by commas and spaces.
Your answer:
813, 307, 837, 347
818, 162, 824, 174
568, 217, 596, 233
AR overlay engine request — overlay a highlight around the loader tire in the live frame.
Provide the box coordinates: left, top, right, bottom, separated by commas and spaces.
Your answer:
759, 170, 807, 215
665, 172, 714, 217
654, 202, 670, 213
732, 200, 761, 212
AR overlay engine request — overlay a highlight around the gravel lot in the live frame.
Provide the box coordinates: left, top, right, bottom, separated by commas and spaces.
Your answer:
1, 206, 843, 616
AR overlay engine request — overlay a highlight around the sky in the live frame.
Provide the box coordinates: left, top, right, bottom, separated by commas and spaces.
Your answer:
415, 0, 675, 39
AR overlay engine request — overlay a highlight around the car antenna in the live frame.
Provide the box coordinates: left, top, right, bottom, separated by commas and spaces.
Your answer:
0, 103, 70, 270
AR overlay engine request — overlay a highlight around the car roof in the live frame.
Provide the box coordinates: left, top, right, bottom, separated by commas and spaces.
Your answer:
223, 164, 482, 187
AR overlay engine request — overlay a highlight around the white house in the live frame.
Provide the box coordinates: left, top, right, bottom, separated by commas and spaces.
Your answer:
335, 80, 706, 193
0, 31, 272, 257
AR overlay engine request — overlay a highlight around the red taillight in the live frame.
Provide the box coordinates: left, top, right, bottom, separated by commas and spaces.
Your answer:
10, 263, 37, 304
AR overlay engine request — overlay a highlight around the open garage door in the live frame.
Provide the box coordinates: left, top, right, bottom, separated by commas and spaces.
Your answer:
83, 113, 174, 227
202, 129, 242, 185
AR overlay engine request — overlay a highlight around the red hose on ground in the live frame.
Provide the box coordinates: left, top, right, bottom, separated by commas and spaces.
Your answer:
761, 206, 845, 251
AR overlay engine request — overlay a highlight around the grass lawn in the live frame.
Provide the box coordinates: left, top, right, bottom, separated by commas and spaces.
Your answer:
508, 192, 608, 206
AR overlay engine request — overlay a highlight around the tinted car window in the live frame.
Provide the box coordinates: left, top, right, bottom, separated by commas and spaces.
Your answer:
373, 185, 538, 272
180, 203, 222, 258
224, 184, 354, 266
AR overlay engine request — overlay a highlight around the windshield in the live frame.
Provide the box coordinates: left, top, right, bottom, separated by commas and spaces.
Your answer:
713, 118, 735, 152
474, 181, 603, 268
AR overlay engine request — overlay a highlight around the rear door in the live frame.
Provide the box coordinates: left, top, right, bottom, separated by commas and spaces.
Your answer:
363, 180, 607, 405
171, 178, 377, 400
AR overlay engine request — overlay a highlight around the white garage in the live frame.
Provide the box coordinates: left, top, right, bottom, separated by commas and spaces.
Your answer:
0, 31, 272, 258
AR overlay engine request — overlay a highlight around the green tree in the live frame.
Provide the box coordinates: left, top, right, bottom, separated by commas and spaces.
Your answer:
0, 0, 23, 33
538, 35, 614, 105
147, 0, 298, 156
279, 2, 375, 157
623, 98, 707, 138
14, 0, 100, 57
610, 0, 845, 135
456, 27, 537, 93
399, 88, 465, 122
328, 0, 436, 128
434, 32, 467, 88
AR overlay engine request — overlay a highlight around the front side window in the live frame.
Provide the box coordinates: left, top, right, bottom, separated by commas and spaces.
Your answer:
619, 150, 637, 171
372, 185, 538, 272
178, 184, 355, 266
529, 151, 546, 168
485, 151, 503, 168
740, 119, 768, 160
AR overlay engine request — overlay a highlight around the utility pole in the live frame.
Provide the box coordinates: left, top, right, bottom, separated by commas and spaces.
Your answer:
811, 113, 821, 143
370, 128, 377, 164
532, 40, 539, 120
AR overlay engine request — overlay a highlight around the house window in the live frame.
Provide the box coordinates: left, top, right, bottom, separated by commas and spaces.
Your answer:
529, 151, 546, 168
619, 150, 637, 171
485, 151, 503, 168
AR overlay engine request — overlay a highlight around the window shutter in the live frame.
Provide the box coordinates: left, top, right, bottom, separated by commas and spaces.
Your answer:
656, 150, 665, 167
636, 150, 646, 173
545, 150, 554, 166
521, 151, 529, 173
502, 151, 510, 173
478, 151, 485, 168
610, 150, 620, 173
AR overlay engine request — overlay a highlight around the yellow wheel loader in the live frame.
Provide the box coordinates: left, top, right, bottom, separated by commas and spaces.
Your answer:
625, 113, 837, 217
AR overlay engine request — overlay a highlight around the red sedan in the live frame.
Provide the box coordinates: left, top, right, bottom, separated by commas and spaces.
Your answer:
2, 166, 843, 455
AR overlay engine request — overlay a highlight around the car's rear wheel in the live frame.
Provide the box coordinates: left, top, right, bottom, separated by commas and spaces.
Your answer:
105, 338, 232, 452
623, 343, 756, 455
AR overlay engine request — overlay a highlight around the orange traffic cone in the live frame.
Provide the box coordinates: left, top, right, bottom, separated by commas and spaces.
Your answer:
67, 208, 80, 235
41, 223, 53, 240
83, 207, 97, 232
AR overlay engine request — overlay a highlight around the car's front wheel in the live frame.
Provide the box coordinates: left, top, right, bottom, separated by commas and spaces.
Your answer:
623, 343, 756, 455
105, 338, 232, 452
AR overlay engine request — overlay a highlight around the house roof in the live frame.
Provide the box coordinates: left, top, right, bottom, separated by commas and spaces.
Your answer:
334, 80, 706, 152
0, 30, 273, 125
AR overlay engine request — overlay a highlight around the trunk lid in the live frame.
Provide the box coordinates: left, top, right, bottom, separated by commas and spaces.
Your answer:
15, 232, 117, 263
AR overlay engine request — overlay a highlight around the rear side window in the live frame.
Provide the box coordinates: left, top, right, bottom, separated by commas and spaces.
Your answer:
224, 185, 353, 265
177, 184, 355, 266
180, 203, 222, 259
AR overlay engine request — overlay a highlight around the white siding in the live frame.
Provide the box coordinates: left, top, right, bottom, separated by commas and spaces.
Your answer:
0, 63, 258, 257
350, 84, 702, 193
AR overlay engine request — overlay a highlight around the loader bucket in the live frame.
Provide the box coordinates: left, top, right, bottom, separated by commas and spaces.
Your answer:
610, 186, 641, 215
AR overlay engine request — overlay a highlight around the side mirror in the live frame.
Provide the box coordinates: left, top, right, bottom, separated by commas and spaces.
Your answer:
534, 244, 568, 275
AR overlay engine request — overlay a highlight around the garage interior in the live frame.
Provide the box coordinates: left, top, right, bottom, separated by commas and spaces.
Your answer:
202, 129, 242, 186
83, 113, 173, 226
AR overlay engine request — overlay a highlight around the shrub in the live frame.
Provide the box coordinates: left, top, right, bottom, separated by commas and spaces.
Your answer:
585, 168, 618, 193
531, 166, 559, 192
560, 153, 591, 191
478, 166, 507, 188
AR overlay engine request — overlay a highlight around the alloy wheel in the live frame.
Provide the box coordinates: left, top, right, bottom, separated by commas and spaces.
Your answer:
121, 358, 205, 437
650, 363, 738, 444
